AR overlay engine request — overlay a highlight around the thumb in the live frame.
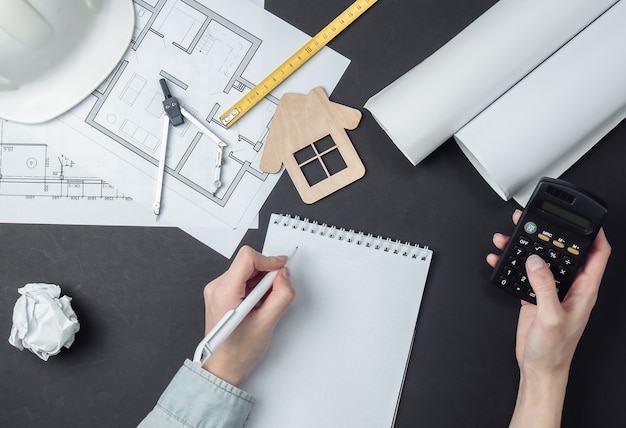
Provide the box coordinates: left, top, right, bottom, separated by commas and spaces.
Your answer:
525, 254, 560, 309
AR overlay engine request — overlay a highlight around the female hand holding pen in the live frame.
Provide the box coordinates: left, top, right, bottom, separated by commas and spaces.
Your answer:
138, 246, 294, 428
201, 245, 295, 386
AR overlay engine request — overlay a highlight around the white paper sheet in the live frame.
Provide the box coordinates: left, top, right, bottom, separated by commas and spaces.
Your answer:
454, 0, 626, 205
3, 0, 349, 257
364, 0, 619, 165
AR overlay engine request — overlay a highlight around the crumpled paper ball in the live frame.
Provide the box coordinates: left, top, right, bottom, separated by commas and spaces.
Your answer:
8, 283, 80, 361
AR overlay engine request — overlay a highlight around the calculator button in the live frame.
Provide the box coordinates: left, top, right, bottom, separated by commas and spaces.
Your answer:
518, 273, 528, 284
562, 255, 575, 266
538, 233, 550, 242
567, 246, 580, 256
549, 263, 557, 273
508, 256, 521, 267
503, 266, 516, 277
532, 242, 546, 253
513, 246, 527, 257
556, 266, 570, 278
553, 238, 566, 249
498, 276, 510, 287
524, 222, 538, 234
518, 236, 531, 246
547, 249, 559, 260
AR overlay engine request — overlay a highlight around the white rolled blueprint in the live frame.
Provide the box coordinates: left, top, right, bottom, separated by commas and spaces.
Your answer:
364, 0, 619, 165
455, 0, 626, 205
9, 283, 80, 361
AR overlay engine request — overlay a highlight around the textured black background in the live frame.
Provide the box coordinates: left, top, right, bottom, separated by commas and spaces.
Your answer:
2, 1, 625, 426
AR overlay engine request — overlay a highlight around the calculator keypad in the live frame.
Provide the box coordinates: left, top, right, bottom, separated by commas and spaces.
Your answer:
496, 221, 582, 304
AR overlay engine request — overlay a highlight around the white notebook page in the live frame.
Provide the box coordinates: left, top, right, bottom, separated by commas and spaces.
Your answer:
243, 214, 433, 428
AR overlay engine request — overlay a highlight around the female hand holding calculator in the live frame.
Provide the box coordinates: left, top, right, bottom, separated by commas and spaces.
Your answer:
488, 209, 611, 428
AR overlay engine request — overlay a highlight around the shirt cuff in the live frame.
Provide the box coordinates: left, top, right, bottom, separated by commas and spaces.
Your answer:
139, 359, 254, 428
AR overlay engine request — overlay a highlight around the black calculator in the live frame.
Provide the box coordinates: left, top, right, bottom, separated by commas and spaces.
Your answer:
492, 177, 607, 304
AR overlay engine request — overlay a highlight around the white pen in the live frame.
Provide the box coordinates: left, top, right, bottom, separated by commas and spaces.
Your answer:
193, 247, 298, 365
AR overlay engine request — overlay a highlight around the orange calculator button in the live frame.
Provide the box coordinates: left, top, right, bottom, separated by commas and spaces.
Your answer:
567, 247, 580, 256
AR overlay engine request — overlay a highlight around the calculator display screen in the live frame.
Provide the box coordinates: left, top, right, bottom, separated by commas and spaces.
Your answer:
540, 200, 590, 229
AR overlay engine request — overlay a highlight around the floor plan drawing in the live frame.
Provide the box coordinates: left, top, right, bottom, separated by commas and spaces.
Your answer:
0, 119, 162, 227
0, 141, 130, 202
82, 0, 284, 209
14, 0, 350, 256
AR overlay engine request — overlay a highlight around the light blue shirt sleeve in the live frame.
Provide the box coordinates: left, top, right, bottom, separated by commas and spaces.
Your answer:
138, 359, 254, 428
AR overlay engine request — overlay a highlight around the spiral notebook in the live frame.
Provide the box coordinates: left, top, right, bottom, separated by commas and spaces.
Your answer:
243, 213, 433, 428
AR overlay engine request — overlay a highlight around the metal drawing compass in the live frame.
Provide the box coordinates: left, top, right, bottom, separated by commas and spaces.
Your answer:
153, 78, 226, 216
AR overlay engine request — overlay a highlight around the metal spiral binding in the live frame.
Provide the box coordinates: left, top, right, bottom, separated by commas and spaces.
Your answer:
273, 214, 430, 260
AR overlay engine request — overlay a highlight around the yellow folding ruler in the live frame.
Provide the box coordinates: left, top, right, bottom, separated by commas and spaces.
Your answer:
219, 0, 379, 128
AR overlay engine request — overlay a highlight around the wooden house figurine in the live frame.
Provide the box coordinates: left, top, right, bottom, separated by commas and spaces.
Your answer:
261, 86, 365, 204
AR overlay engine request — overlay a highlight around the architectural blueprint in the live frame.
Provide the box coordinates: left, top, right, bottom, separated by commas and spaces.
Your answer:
0, 119, 158, 226
5, 0, 350, 257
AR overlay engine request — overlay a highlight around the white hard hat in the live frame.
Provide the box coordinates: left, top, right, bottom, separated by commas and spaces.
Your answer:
0, 0, 134, 123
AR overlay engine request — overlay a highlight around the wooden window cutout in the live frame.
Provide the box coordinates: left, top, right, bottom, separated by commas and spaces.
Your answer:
296, 135, 348, 186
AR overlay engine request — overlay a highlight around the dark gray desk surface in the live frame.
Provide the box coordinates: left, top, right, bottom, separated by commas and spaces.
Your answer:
2, 1, 625, 427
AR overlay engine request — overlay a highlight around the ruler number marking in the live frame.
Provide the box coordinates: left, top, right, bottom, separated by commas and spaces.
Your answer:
220, 0, 378, 127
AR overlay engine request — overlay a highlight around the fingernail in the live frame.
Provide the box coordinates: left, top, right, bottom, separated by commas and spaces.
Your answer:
276, 255, 287, 263
526, 254, 545, 272
514, 209, 522, 215
282, 266, 290, 280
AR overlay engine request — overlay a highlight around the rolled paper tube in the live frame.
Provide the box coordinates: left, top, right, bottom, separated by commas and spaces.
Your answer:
364, 0, 619, 165
455, 0, 626, 205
